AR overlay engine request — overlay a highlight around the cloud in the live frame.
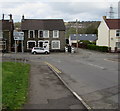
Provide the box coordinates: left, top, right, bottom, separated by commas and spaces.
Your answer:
0, 1, 119, 22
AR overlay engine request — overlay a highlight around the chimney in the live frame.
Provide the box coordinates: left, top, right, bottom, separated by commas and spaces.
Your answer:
22, 15, 25, 22
9, 14, 13, 22
2, 14, 4, 20
103, 16, 107, 20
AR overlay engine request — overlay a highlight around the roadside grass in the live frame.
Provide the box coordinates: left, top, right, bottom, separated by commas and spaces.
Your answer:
2, 62, 30, 110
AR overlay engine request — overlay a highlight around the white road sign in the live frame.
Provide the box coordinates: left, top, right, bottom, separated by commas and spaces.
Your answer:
14, 31, 24, 40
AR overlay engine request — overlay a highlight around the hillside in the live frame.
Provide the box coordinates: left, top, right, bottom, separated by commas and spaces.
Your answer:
65, 21, 100, 38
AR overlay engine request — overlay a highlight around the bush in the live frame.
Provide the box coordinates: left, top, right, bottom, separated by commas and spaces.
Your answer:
87, 44, 108, 52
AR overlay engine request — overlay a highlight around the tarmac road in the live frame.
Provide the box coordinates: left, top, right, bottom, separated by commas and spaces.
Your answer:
38, 49, 119, 109
2, 48, 119, 109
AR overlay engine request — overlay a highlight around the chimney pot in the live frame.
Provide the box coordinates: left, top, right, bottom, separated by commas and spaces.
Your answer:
22, 15, 24, 19
103, 16, 107, 20
22, 15, 25, 22
2, 14, 4, 20
9, 14, 13, 22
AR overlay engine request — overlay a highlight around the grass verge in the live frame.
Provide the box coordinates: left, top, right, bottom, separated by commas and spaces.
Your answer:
2, 62, 30, 110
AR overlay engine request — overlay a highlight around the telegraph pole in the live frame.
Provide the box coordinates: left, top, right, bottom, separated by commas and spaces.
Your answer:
76, 19, 78, 53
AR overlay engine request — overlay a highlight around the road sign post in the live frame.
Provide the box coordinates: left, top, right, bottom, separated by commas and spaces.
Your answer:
14, 31, 24, 53
21, 40, 24, 53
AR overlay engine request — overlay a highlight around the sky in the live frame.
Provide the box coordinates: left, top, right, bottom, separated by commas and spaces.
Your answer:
0, 0, 120, 22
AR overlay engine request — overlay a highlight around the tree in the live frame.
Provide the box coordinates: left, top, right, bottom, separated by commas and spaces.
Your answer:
14, 22, 21, 29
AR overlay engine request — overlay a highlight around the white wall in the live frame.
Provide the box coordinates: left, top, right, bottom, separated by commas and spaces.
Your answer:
96, 20, 109, 47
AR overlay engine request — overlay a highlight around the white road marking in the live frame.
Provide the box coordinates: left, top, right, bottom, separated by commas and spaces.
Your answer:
87, 63, 105, 70
76, 60, 105, 70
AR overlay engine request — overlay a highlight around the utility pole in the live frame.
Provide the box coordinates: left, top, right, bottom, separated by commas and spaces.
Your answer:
76, 19, 78, 53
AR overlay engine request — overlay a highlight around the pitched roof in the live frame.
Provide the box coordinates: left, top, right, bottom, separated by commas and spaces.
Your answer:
0, 20, 14, 31
70, 34, 97, 41
21, 19, 65, 30
105, 19, 120, 29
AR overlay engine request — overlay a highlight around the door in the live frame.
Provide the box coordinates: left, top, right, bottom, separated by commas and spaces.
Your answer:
39, 41, 43, 47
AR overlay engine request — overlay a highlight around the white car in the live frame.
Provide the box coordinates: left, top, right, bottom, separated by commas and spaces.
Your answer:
31, 47, 49, 54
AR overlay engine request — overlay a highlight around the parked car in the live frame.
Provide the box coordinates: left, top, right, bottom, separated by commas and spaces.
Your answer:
31, 47, 49, 54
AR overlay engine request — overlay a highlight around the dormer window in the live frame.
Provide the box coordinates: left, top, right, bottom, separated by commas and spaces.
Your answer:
116, 30, 120, 37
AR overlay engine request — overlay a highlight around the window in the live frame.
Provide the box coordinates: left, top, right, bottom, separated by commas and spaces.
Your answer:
116, 42, 120, 48
52, 40, 60, 49
43, 30, 49, 38
28, 30, 35, 38
38, 30, 49, 38
0, 30, 3, 38
27, 41, 36, 49
53, 30, 59, 38
116, 30, 120, 37
38, 30, 43, 38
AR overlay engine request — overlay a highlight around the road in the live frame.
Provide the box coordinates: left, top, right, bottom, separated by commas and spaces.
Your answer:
39, 49, 119, 109
2, 48, 119, 109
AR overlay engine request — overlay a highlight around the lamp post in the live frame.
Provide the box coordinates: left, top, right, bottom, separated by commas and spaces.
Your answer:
76, 19, 79, 53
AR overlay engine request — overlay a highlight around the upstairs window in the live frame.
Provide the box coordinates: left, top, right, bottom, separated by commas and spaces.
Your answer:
43, 30, 49, 38
38, 30, 49, 38
53, 30, 59, 38
38, 30, 43, 38
28, 30, 35, 38
116, 30, 120, 37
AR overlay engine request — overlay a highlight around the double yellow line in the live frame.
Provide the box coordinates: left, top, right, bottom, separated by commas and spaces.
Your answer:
44, 61, 61, 74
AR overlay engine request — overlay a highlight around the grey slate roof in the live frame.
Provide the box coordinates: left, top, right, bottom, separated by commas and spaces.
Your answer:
21, 19, 65, 30
70, 34, 97, 41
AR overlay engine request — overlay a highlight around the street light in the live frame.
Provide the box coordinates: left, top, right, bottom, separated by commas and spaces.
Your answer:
76, 19, 79, 53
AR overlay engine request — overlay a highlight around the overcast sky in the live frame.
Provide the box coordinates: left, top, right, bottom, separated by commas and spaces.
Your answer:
0, 0, 119, 22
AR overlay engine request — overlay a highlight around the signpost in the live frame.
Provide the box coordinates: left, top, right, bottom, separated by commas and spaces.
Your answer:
13, 31, 24, 53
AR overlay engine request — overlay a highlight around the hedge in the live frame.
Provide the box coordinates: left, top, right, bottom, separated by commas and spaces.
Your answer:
87, 44, 108, 52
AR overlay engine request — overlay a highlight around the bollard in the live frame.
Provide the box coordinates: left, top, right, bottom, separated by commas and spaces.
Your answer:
65, 47, 68, 53
71, 47, 74, 53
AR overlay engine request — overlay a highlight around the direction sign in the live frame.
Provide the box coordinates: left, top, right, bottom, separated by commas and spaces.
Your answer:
14, 31, 24, 40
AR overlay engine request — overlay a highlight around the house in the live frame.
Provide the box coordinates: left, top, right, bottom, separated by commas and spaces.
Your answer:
97, 16, 120, 52
0, 14, 14, 52
69, 34, 97, 46
21, 16, 66, 52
